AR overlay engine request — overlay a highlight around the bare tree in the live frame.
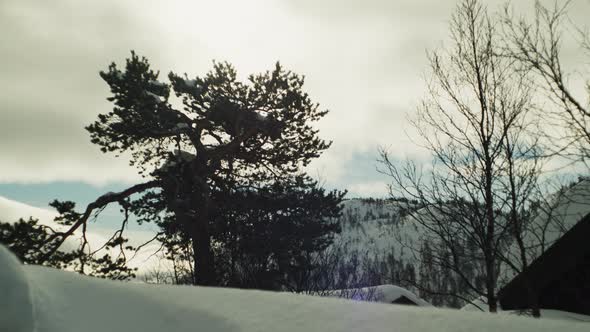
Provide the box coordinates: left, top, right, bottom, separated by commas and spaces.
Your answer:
379, 0, 540, 313
501, 0, 590, 164
495, 111, 545, 317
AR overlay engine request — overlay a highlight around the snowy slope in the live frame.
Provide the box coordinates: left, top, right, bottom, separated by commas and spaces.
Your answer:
0, 245, 587, 332
0, 196, 57, 224
0, 195, 102, 252
334, 179, 590, 308
332, 199, 419, 260
0, 195, 162, 272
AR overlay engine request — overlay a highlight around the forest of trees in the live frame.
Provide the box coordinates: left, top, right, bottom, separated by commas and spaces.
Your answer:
1, 0, 588, 318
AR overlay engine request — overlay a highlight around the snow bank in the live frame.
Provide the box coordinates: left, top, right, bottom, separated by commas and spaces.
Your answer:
0, 245, 587, 332
536, 309, 590, 322
0, 245, 34, 332
461, 298, 590, 322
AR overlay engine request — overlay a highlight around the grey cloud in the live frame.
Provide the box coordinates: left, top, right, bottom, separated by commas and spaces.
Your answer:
1, 0, 588, 188
0, 0, 170, 183
283, 0, 452, 21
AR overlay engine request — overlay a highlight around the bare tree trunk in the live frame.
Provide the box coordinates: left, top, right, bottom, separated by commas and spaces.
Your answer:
484, 160, 498, 313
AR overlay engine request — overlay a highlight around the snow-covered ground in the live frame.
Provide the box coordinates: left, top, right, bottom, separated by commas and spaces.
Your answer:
0, 245, 587, 332
462, 297, 590, 322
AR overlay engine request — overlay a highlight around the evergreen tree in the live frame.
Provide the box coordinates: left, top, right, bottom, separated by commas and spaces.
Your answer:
45, 52, 338, 286
214, 175, 344, 290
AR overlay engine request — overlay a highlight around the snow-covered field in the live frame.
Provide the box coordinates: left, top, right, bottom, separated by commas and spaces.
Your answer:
462, 297, 590, 322
1, 245, 587, 332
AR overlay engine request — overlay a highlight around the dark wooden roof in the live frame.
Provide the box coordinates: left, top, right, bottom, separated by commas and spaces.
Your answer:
498, 212, 590, 311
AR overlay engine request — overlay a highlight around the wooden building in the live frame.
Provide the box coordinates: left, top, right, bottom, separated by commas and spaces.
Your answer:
498, 213, 590, 315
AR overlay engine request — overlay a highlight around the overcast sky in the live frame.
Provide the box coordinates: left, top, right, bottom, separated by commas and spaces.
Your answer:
1, 0, 589, 212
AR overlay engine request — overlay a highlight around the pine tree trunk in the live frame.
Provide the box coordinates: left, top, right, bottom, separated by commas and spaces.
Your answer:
190, 186, 216, 286
191, 217, 215, 286
486, 270, 498, 313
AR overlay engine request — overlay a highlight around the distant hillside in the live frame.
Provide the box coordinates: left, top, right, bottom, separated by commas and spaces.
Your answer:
322, 178, 590, 308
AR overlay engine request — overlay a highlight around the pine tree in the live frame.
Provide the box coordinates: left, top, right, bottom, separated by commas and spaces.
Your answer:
70, 52, 338, 285
214, 175, 345, 290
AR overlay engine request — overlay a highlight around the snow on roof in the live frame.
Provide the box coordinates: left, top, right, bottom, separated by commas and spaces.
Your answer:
373, 284, 431, 306
0, 246, 584, 332
324, 284, 430, 307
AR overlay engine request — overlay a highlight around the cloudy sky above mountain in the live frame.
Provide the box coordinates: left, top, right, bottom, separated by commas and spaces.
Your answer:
1, 0, 589, 213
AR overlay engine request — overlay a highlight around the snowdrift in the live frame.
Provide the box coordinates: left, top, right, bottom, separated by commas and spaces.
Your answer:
1, 246, 587, 332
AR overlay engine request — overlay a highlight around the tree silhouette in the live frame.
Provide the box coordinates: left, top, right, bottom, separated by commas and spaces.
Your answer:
42, 52, 337, 286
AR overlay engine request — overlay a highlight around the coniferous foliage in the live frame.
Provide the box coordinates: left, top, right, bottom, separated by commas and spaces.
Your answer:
134, 174, 345, 288
0, 217, 136, 280
213, 175, 344, 290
